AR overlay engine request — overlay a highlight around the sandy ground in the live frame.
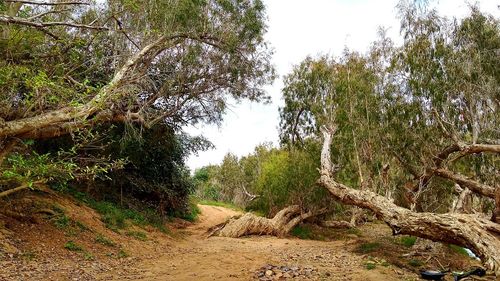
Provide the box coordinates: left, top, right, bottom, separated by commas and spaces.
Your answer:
97, 205, 418, 281
1, 193, 489, 281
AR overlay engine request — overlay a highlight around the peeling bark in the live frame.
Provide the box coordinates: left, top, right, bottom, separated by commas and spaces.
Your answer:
318, 125, 500, 275
451, 184, 473, 214
212, 205, 324, 238
433, 168, 496, 199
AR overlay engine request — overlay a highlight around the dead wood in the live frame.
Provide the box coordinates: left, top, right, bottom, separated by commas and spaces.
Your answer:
212, 205, 325, 238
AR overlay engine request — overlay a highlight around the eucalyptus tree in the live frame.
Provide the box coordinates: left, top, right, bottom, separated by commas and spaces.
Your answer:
279, 52, 385, 186
280, 3, 500, 274
278, 52, 389, 224
0, 0, 274, 196
386, 4, 499, 215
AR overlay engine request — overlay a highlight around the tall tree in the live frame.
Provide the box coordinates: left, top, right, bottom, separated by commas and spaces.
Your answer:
0, 0, 274, 197
0, 0, 274, 139
279, 2, 500, 273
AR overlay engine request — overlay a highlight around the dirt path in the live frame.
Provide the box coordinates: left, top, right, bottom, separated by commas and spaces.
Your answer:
188, 204, 241, 235
98, 205, 417, 281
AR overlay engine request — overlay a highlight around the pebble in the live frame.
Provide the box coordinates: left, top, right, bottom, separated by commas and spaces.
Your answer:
254, 264, 320, 280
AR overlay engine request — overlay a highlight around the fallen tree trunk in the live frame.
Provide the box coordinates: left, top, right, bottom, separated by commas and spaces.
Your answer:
211, 205, 324, 238
319, 125, 500, 275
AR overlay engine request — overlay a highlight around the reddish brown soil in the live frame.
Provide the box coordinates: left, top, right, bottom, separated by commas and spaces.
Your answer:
0, 192, 488, 281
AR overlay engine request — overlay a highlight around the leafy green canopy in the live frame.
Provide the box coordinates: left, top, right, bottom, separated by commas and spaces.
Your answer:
96, 124, 210, 215
278, 4, 499, 212
0, 0, 274, 127
194, 143, 335, 217
0, 0, 274, 199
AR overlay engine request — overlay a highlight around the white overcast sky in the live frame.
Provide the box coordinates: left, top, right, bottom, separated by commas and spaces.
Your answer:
185, 0, 499, 172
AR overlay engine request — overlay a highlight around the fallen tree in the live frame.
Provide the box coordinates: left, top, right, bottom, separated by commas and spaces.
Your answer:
210, 205, 325, 238
318, 125, 500, 275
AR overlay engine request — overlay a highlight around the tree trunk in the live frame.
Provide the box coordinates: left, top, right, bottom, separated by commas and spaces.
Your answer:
493, 188, 500, 224
0, 36, 169, 139
451, 184, 473, 214
319, 125, 500, 275
212, 205, 322, 238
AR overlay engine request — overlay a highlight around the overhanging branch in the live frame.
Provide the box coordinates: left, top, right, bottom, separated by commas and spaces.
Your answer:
318, 123, 500, 274
433, 168, 496, 199
0, 181, 45, 198
4, 0, 90, 5
0, 15, 109, 31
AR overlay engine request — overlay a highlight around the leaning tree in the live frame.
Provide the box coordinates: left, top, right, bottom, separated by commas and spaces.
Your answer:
278, 3, 500, 274
319, 125, 500, 274
0, 0, 274, 195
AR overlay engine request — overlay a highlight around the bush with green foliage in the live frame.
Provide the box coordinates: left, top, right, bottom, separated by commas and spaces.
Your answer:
194, 142, 336, 217
0, 0, 274, 224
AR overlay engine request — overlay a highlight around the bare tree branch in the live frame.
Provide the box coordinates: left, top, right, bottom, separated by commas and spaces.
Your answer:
28, 9, 71, 20
0, 180, 45, 198
241, 184, 259, 201
318, 123, 500, 274
0, 15, 109, 31
433, 168, 496, 199
4, 0, 90, 6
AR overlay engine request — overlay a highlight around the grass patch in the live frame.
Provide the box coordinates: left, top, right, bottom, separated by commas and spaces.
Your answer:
365, 262, 376, 270
84, 252, 94, 260
75, 221, 89, 231
118, 249, 128, 258
51, 204, 65, 214
125, 230, 147, 241
291, 224, 362, 241
51, 211, 89, 236
64, 240, 84, 252
95, 234, 116, 247
54, 214, 71, 229
346, 227, 362, 237
197, 200, 243, 211
448, 244, 469, 256
93, 201, 129, 230
20, 251, 36, 261
408, 259, 424, 267
291, 225, 314, 239
381, 260, 391, 267
69, 189, 168, 232
179, 199, 201, 222
399, 236, 417, 247
357, 242, 381, 254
